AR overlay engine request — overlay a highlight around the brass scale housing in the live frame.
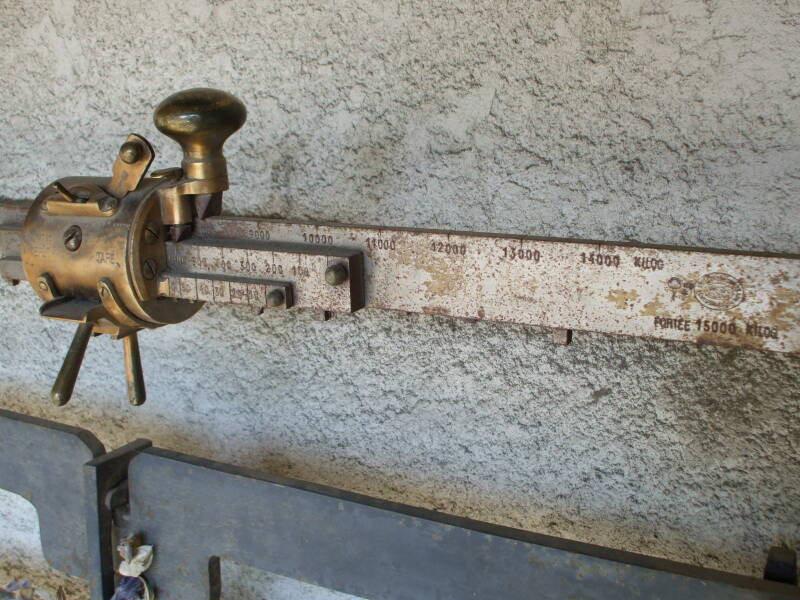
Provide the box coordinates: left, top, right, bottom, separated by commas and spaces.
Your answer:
20, 89, 246, 406
4, 88, 800, 408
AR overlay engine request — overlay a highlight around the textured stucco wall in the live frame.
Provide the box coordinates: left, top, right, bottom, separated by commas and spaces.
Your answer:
1, 0, 799, 598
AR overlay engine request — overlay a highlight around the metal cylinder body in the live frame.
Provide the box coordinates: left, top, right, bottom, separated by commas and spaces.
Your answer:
20, 176, 202, 327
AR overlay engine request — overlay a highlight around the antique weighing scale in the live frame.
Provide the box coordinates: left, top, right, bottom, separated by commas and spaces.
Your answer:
0, 89, 797, 599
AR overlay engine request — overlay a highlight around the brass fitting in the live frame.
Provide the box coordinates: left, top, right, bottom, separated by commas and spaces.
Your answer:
154, 88, 247, 197
18, 88, 247, 406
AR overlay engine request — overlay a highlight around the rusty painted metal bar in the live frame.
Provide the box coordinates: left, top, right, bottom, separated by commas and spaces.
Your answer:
160, 238, 365, 313
3, 200, 800, 353
189, 216, 800, 354
0, 200, 29, 283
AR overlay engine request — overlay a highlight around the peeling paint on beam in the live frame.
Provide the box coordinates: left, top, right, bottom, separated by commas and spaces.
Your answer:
190, 216, 800, 354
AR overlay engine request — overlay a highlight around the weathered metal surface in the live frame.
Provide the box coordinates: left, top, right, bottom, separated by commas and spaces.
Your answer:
0, 200, 28, 283
0, 409, 795, 599
128, 447, 800, 600
161, 238, 365, 313
160, 272, 295, 310
0, 256, 23, 282
0, 409, 105, 578
84, 439, 152, 600
191, 217, 800, 353
0, 225, 22, 258
765, 547, 799, 586
3, 196, 800, 353
0, 199, 31, 228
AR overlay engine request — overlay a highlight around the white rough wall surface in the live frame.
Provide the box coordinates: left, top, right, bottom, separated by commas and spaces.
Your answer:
1, 0, 799, 598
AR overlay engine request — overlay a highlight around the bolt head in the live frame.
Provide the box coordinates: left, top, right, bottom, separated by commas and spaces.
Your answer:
142, 258, 157, 281
324, 263, 348, 286
119, 141, 143, 164
144, 223, 160, 244
265, 288, 285, 308
63, 225, 82, 252
100, 197, 118, 213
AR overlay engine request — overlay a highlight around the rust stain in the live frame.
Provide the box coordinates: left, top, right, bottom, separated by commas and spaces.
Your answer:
423, 270, 462, 297
770, 270, 790, 285
422, 306, 451, 316
725, 308, 746, 323
181, 214, 800, 354
640, 298, 667, 317
678, 293, 696, 311
766, 287, 800, 330
697, 331, 766, 350
394, 234, 467, 299
606, 289, 639, 310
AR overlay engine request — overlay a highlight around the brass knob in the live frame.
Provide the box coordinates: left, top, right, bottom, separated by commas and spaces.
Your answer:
153, 88, 246, 194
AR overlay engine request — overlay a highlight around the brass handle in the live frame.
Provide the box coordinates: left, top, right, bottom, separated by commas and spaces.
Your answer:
122, 333, 146, 406
153, 88, 246, 195
50, 324, 147, 407
51, 322, 94, 406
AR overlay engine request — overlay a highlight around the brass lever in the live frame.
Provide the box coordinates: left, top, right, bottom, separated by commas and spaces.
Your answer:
51, 322, 94, 406
122, 332, 146, 406
50, 325, 148, 407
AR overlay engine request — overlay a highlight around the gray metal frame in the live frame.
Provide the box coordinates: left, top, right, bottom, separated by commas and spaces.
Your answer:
129, 447, 800, 600
0, 409, 104, 578
84, 440, 152, 600
0, 409, 797, 600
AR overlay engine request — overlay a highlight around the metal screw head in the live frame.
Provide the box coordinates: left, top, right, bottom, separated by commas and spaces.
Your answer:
119, 141, 143, 164
324, 263, 348, 286
265, 288, 285, 308
144, 222, 160, 244
63, 225, 82, 252
100, 197, 118, 213
142, 258, 158, 281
